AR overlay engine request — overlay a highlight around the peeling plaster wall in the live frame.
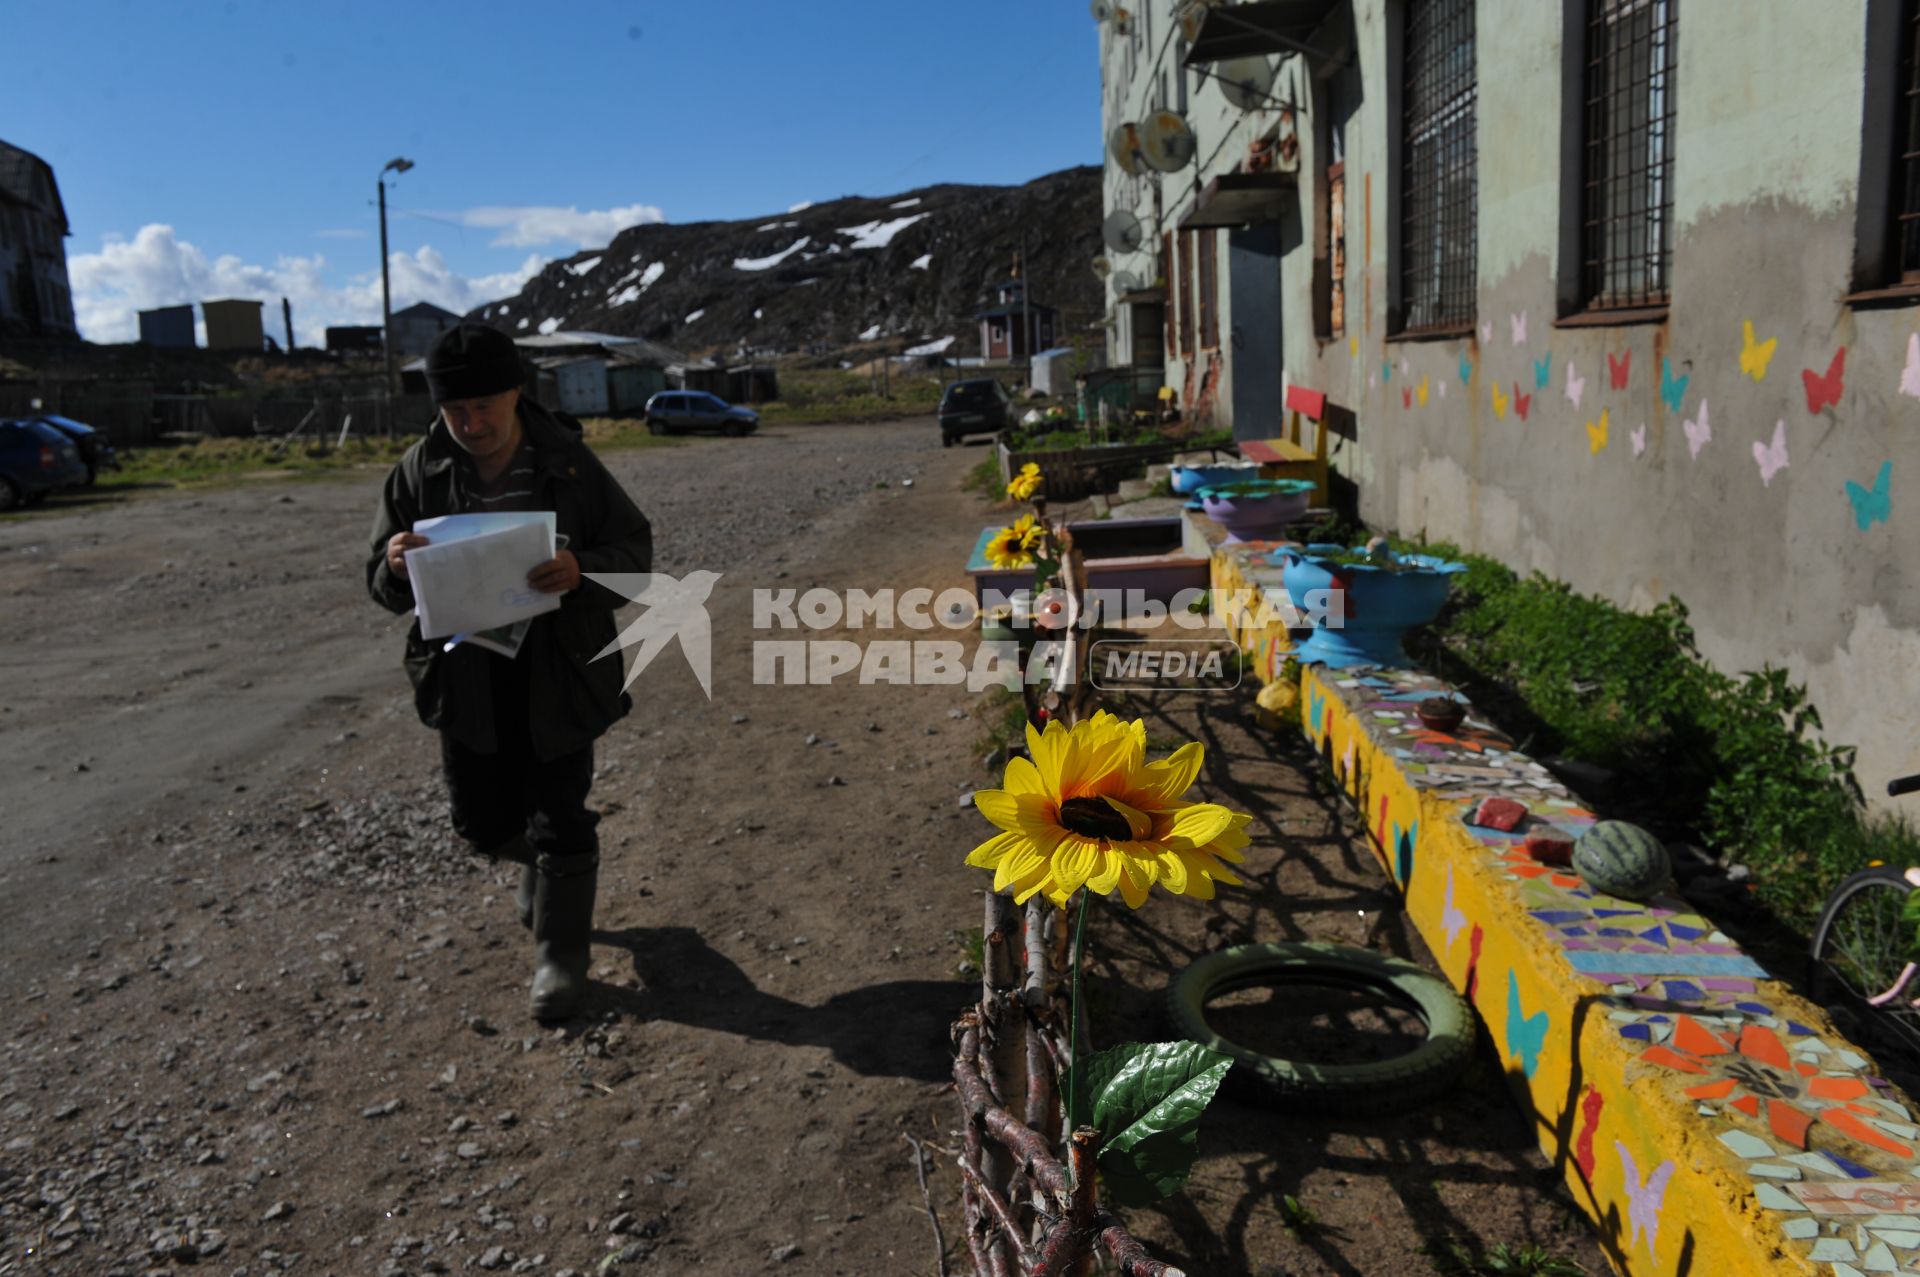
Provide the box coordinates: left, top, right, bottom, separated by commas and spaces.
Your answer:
1266, 0, 1920, 805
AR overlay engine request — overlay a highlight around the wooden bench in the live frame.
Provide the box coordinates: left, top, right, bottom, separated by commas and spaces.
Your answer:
1238, 384, 1330, 506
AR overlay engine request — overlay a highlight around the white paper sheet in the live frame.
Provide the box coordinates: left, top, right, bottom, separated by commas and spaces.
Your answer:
406, 520, 560, 640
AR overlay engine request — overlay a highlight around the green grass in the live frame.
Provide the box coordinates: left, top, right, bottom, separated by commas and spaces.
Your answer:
100, 435, 417, 490
1422, 1238, 1586, 1277
1400, 535, 1908, 929
974, 684, 1032, 760
753, 369, 943, 425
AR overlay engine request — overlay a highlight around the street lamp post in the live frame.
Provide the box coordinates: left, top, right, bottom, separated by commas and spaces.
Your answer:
379, 157, 415, 417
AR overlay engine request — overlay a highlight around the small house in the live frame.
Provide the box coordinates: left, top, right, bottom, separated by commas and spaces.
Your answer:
390, 301, 461, 357
138, 305, 196, 349
975, 280, 1056, 361
325, 325, 383, 354
202, 299, 265, 351
0, 139, 76, 337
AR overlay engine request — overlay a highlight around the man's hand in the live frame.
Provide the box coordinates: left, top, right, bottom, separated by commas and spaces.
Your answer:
528, 548, 581, 595
386, 531, 429, 578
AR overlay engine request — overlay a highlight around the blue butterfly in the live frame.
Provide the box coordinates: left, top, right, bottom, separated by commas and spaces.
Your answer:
1660, 358, 1690, 414
1392, 818, 1420, 885
1458, 354, 1474, 386
1382, 359, 1393, 385
1846, 460, 1892, 530
1506, 969, 1549, 1079
1307, 683, 1325, 734
1532, 352, 1551, 389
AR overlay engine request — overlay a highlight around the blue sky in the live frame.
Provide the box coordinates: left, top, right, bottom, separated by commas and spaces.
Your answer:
16, 0, 1101, 345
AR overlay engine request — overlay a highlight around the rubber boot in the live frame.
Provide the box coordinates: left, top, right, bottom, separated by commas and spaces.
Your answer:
529, 852, 598, 1022
482, 834, 537, 930
514, 865, 536, 931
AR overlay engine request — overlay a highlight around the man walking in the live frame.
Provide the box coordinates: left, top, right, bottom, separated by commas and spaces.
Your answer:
366, 322, 652, 1020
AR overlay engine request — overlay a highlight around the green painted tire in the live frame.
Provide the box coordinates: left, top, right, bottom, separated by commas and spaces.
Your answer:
1166, 941, 1475, 1110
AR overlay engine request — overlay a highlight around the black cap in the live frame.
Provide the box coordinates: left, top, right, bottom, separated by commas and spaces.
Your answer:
425, 323, 524, 402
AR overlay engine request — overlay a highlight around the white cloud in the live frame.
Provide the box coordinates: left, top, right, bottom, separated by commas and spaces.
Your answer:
457, 202, 665, 249
67, 223, 545, 347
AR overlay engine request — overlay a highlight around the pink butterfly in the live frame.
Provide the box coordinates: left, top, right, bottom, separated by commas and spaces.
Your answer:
1903, 332, 1920, 400
1630, 423, 1647, 457
1683, 400, 1711, 460
1616, 1144, 1676, 1260
1565, 360, 1585, 409
1442, 867, 1468, 949
1509, 311, 1527, 345
1479, 319, 1493, 344
1753, 419, 1789, 485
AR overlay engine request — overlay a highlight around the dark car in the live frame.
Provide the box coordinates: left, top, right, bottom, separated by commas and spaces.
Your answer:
938, 378, 1013, 446
0, 419, 88, 511
29, 414, 118, 483
644, 391, 760, 436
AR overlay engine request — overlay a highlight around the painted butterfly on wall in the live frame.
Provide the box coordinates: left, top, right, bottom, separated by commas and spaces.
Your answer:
1753, 420, 1789, 486
1586, 408, 1609, 455
1803, 347, 1847, 414
1505, 970, 1549, 1079
1660, 358, 1690, 414
1607, 349, 1631, 390
1739, 319, 1778, 381
1565, 360, 1586, 409
1683, 399, 1711, 460
1846, 460, 1892, 530
1533, 352, 1551, 389
1513, 384, 1532, 422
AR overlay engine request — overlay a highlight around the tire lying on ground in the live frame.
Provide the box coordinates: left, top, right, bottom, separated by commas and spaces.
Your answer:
1166, 941, 1476, 1111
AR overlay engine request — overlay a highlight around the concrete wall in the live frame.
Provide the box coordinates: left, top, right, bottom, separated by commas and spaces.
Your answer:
1101, 0, 1920, 804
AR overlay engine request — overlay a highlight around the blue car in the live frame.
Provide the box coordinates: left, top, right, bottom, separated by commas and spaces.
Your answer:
0, 418, 88, 511
27, 414, 118, 484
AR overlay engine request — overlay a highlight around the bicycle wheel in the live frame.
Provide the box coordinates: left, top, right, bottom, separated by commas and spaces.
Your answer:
1809, 867, 1920, 1047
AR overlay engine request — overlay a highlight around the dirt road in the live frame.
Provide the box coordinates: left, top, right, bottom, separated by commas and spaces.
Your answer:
0, 421, 1601, 1276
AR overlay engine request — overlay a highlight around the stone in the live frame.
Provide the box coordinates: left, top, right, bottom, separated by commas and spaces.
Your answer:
770, 1243, 802, 1262
262, 1201, 293, 1222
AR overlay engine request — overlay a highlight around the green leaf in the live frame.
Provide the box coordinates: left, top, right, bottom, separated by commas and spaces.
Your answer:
1064, 1040, 1233, 1207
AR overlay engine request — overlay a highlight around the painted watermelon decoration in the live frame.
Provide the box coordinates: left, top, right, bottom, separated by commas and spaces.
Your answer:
1572, 821, 1671, 900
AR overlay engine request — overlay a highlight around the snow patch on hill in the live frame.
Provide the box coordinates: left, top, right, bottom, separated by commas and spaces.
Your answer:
566, 256, 603, 276
734, 238, 811, 272
837, 214, 927, 250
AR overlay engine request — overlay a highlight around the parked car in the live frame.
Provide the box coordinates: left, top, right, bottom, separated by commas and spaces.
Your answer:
28, 414, 118, 483
644, 391, 760, 436
0, 419, 88, 511
938, 378, 1013, 446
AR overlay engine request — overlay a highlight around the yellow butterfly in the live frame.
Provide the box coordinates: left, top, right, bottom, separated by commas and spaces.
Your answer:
1739, 319, 1777, 382
1416, 376, 1430, 407
1348, 336, 1358, 358
1491, 381, 1508, 420
1586, 408, 1609, 455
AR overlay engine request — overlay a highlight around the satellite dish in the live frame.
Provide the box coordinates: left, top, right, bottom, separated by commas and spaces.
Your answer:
1176, 0, 1221, 42
1102, 209, 1146, 254
1091, 256, 1112, 279
1220, 56, 1277, 110
1111, 271, 1143, 295
1139, 111, 1197, 173
1089, 0, 1112, 19
1111, 6, 1132, 33
1108, 122, 1147, 177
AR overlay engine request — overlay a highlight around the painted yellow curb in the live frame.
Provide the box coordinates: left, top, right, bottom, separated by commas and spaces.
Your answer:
1300, 663, 1920, 1277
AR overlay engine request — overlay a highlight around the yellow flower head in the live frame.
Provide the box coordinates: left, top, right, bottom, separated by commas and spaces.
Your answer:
1007, 462, 1044, 502
985, 513, 1039, 570
966, 712, 1250, 909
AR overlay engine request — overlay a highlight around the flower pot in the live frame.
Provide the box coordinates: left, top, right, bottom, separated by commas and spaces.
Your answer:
1416, 696, 1466, 733
1278, 543, 1467, 669
1170, 462, 1260, 494
1196, 479, 1317, 544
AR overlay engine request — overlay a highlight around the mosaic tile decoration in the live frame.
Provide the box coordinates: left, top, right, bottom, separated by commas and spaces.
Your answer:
1300, 662, 1920, 1275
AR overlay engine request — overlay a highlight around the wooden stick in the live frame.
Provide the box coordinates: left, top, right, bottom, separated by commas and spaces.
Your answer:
1096, 1212, 1189, 1277
959, 1177, 993, 1277
953, 1154, 1033, 1269
953, 1027, 1073, 1201
903, 1133, 951, 1277
1067, 1127, 1098, 1277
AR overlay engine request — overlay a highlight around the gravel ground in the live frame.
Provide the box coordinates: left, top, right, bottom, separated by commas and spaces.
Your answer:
0, 419, 1603, 1277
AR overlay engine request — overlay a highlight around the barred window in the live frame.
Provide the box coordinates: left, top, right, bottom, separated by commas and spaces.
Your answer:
1198, 230, 1220, 350
1398, 0, 1477, 333
1894, 0, 1920, 280
1581, 0, 1678, 309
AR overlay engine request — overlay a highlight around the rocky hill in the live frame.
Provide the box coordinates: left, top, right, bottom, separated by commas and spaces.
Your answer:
468, 166, 1104, 360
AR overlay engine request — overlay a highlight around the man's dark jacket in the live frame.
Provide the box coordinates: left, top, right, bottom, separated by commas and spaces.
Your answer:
365, 401, 652, 761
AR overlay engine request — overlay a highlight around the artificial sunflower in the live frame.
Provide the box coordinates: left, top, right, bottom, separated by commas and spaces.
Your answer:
1007, 462, 1044, 502
984, 512, 1041, 569
966, 711, 1250, 909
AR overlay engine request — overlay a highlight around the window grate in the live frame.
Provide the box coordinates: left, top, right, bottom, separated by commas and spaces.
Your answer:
1177, 231, 1196, 358
1581, 0, 1678, 309
1897, 0, 1920, 280
1399, 0, 1477, 333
